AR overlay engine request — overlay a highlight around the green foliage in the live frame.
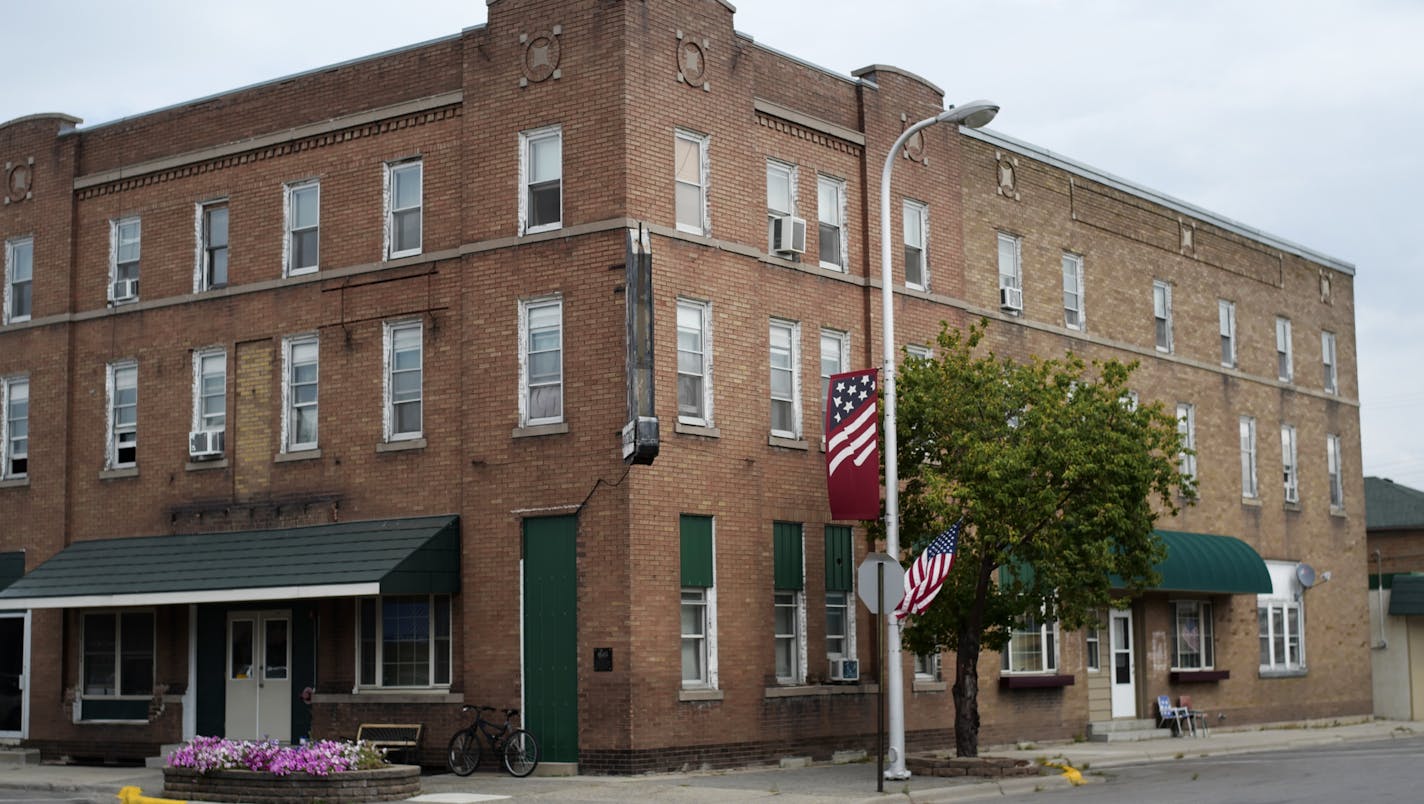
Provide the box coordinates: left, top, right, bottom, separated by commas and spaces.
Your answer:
895, 320, 1194, 657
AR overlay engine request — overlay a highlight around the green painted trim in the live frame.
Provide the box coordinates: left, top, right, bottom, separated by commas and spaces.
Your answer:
825, 526, 853, 592
1388, 574, 1424, 615
0, 552, 22, 592
80, 698, 148, 720
680, 516, 714, 588
773, 522, 804, 591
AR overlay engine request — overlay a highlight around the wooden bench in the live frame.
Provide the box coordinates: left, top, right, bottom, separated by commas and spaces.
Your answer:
356, 723, 423, 764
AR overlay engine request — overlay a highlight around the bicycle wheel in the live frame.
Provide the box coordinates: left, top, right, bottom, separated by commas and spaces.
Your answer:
447, 729, 481, 776
501, 729, 539, 777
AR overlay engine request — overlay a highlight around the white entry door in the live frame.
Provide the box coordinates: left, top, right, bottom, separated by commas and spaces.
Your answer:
1109, 608, 1136, 718
225, 610, 291, 740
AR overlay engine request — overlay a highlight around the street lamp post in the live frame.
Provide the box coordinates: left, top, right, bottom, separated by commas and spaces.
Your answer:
880, 100, 998, 780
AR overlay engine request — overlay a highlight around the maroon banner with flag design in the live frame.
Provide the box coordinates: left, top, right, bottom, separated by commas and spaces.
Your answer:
825, 368, 880, 520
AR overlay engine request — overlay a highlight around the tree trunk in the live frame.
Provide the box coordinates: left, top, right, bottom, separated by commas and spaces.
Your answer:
952, 552, 997, 757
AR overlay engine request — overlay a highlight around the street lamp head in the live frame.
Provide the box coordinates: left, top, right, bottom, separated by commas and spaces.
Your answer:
936, 100, 999, 129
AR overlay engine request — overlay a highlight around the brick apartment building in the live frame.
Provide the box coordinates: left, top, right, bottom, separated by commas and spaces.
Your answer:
0, 0, 1368, 771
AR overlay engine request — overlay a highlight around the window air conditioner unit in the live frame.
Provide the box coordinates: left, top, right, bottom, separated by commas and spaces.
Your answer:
999, 285, 1024, 312
189, 430, 225, 459
111, 278, 139, 302
771, 215, 807, 255
829, 657, 860, 683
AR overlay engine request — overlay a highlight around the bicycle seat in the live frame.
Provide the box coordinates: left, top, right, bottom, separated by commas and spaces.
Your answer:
505, 708, 519, 718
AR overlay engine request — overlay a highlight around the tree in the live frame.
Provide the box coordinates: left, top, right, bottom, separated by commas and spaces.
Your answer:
894, 321, 1194, 757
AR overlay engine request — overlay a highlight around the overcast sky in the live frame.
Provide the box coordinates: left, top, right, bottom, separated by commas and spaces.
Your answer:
5, 0, 1421, 490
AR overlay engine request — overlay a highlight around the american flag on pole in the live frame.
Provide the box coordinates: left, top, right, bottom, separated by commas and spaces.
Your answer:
824, 368, 880, 520
894, 519, 964, 619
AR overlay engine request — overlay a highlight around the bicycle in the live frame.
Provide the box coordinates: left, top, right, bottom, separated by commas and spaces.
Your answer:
446, 704, 540, 777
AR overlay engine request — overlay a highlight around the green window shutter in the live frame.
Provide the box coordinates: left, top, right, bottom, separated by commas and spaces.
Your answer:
825, 525, 853, 592
773, 522, 804, 591
680, 515, 714, 588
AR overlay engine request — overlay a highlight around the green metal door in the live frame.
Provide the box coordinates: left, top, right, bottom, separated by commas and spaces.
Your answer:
522, 516, 578, 763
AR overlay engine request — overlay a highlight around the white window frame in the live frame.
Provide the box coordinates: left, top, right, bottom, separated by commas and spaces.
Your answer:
284, 180, 320, 276
817, 174, 847, 271
519, 296, 564, 427
766, 159, 797, 254
903, 200, 929, 290
191, 348, 226, 435
1153, 280, 1173, 353
356, 594, 452, 689
819, 328, 849, 436
1219, 299, 1237, 368
384, 159, 423, 260
1327, 433, 1344, 511
1259, 561, 1305, 673
1169, 599, 1215, 670
1321, 331, 1337, 394
519, 125, 563, 235
110, 218, 141, 303
1281, 424, 1299, 504
681, 587, 717, 688
914, 652, 941, 681
826, 590, 853, 660
1084, 614, 1102, 672
1276, 316, 1293, 382
194, 201, 230, 292
774, 588, 806, 685
1002, 614, 1059, 675
107, 361, 138, 470
676, 299, 713, 427
81, 610, 155, 700
1062, 252, 1085, 330
1240, 415, 1258, 499
905, 344, 932, 361
769, 319, 802, 440
1176, 403, 1196, 481
997, 231, 1022, 302
2, 375, 28, 479
4, 236, 33, 325
383, 320, 423, 442
282, 335, 319, 452
674, 129, 709, 236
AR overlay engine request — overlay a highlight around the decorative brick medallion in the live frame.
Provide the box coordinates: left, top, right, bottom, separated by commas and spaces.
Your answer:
5, 158, 34, 204
676, 30, 710, 91
520, 26, 562, 87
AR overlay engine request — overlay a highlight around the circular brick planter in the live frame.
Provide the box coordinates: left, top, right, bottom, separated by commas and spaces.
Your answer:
162, 764, 421, 803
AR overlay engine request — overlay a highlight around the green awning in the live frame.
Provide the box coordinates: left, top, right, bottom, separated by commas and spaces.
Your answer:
1387, 575, 1424, 616
1115, 530, 1272, 594
0, 551, 23, 593
0, 516, 459, 609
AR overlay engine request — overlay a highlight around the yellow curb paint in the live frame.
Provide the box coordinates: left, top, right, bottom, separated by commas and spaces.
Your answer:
117, 785, 187, 804
1043, 761, 1085, 785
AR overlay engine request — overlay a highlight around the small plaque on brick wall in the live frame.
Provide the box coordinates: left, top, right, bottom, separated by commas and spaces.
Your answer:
594, 647, 613, 672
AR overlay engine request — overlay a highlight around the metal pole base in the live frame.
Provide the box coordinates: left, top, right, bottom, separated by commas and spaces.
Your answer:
883, 769, 912, 781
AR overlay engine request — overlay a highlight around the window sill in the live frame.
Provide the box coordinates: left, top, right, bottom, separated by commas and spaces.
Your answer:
678, 687, 725, 702
764, 683, 878, 698
999, 674, 1075, 690
275, 449, 322, 463
912, 680, 947, 693
1330, 506, 1348, 518
523, 223, 562, 236
78, 719, 150, 725
99, 467, 139, 480
0, 477, 28, 488
768, 435, 809, 451
511, 422, 569, 439
1284, 501, 1301, 512
312, 690, 462, 704
186, 458, 229, 472
1258, 667, 1307, 679
675, 422, 721, 438
1241, 496, 1262, 507
1170, 670, 1230, 683
376, 437, 426, 453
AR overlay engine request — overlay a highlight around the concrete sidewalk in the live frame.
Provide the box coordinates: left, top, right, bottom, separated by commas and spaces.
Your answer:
0, 718, 1417, 803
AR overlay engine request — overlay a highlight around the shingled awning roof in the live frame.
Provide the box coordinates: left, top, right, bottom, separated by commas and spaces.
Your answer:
0, 516, 459, 609
1365, 476, 1424, 531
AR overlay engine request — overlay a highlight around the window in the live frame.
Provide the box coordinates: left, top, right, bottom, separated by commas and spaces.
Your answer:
1176, 403, 1196, 481
1085, 615, 1102, 672
1218, 299, 1236, 367
680, 515, 717, 688
4, 236, 33, 324
905, 344, 932, 361
82, 611, 154, 697
283, 335, 319, 451
1281, 424, 1299, 504
1003, 615, 1058, 674
1153, 280, 1173, 352
819, 329, 848, 433
676, 299, 712, 426
520, 297, 563, 427
769, 319, 801, 439
197, 202, 229, 291
357, 595, 451, 688
1239, 416, 1257, 499
1170, 600, 1215, 670
1327, 433, 1344, 510
817, 175, 845, 270
285, 181, 319, 275
110, 218, 141, 302
1321, 331, 1337, 393
674, 130, 708, 235
903, 200, 928, 289
825, 525, 854, 661
997, 232, 1022, 307
108, 361, 137, 469
192, 349, 226, 435
384, 321, 422, 441
520, 126, 562, 234
766, 160, 796, 254
1062, 253, 1084, 330
385, 160, 423, 259
914, 652, 941, 681
1276, 317, 1293, 382
2, 376, 27, 479
773, 522, 804, 684
1259, 561, 1305, 673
